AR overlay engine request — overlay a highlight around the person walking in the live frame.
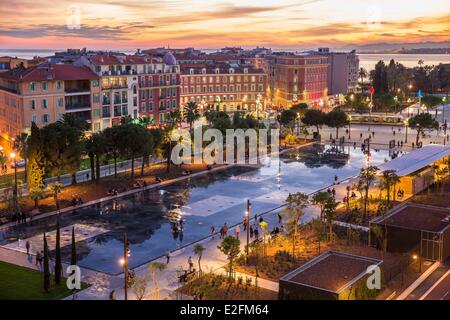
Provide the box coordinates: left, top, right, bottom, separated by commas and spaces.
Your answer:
210, 226, 216, 240
25, 240, 30, 255
235, 225, 240, 239
223, 223, 228, 237
188, 256, 194, 272
277, 212, 282, 224
165, 251, 170, 264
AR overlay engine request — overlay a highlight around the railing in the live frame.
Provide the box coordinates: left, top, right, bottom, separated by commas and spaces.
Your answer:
65, 88, 90, 94
65, 104, 91, 110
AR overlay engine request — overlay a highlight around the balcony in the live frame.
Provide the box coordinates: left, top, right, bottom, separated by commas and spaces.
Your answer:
65, 103, 91, 111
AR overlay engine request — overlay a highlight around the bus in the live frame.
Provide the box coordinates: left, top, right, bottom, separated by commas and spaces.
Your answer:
349, 113, 404, 126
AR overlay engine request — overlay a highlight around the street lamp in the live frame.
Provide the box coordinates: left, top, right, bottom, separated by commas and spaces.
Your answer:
245, 199, 251, 264
10, 152, 18, 200
404, 119, 409, 144
121, 233, 130, 300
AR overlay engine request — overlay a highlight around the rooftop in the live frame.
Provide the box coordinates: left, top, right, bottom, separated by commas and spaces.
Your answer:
377, 144, 450, 176
0, 63, 99, 81
280, 251, 382, 293
371, 203, 450, 233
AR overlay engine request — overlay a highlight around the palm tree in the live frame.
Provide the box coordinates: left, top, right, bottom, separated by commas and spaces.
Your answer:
381, 170, 400, 206
184, 101, 200, 132
193, 244, 205, 276
148, 262, 167, 300
324, 197, 339, 243
13, 133, 29, 181
358, 67, 368, 86
358, 166, 379, 222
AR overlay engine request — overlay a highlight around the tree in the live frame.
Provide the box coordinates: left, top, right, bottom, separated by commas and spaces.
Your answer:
249, 241, 262, 291
13, 132, 29, 181
358, 166, 379, 222
301, 109, 324, 135
103, 126, 121, 178
184, 101, 201, 132
421, 95, 443, 116
311, 191, 333, 221
282, 192, 309, 258
140, 129, 154, 176
43, 233, 50, 292
323, 197, 339, 242
47, 182, 62, 210
54, 216, 62, 284
27, 123, 45, 207
193, 244, 205, 276
278, 109, 296, 132
408, 113, 439, 145
217, 236, 241, 282
358, 67, 368, 85
381, 170, 400, 205
370, 61, 388, 94
148, 262, 167, 299
324, 109, 349, 139
371, 225, 386, 259
132, 275, 149, 300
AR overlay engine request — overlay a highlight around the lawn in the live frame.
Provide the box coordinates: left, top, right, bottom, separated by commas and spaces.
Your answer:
0, 261, 84, 300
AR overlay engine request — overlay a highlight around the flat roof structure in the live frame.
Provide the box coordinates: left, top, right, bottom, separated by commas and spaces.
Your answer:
371, 203, 450, 233
280, 251, 382, 294
377, 145, 450, 177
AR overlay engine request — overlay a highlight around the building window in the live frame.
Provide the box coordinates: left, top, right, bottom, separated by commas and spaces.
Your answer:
58, 98, 64, 107
42, 114, 49, 124
42, 82, 48, 90
30, 100, 36, 110
42, 99, 48, 109
57, 81, 63, 89
32, 115, 37, 124
29, 82, 36, 91
93, 94, 100, 103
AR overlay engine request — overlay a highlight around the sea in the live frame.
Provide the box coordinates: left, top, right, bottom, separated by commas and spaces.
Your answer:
0, 49, 449, 71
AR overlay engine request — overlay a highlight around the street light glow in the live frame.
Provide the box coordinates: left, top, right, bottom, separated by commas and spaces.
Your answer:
9, 152, 16, 159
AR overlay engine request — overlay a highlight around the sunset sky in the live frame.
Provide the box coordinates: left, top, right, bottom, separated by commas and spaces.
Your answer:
0, 0, 449, 50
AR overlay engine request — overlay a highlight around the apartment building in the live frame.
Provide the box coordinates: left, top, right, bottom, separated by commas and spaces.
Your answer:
268, 53, 329, 109
0, 63, 99, 149
77, 52, 180, 129
318, 48, 359, 95
180, 65, 266, 113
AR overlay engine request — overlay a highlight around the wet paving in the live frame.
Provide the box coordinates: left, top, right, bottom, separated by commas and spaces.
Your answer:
0, 143, 393, 274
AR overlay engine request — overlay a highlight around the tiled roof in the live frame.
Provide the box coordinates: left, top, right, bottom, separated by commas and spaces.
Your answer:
89, 54, 158, 65
0, 63, 99, 81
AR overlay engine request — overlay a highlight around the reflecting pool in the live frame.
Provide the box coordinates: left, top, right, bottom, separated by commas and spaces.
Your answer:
1, 144, 394, 274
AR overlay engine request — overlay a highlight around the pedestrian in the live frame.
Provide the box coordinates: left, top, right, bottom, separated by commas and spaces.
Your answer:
250, 225, 254, 238
25, 240, 30, 255
332, 188, 336, 197
372, 131, 375, 137
210, 226, 215, 239
165, 251, 170, 264
109, 290, 116, 300
277, 212, 282, 224
188, 256, 194, 272
35, 251, 41, 267
223, 223, 228, 237
235, 225, 240, 238
219, 226, 225, 239
254, 226, 259, 239
243, 219, 248, 231
360, 133, 363, 139
334, 175, 338, 183
86, 173, 89, 181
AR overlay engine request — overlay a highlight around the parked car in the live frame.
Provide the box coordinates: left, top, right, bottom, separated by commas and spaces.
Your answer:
11, 159, 25, 169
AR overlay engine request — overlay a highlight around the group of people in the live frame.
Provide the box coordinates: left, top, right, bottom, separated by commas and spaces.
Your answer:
71, 195, 84, 206
12, 211, 28, 224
